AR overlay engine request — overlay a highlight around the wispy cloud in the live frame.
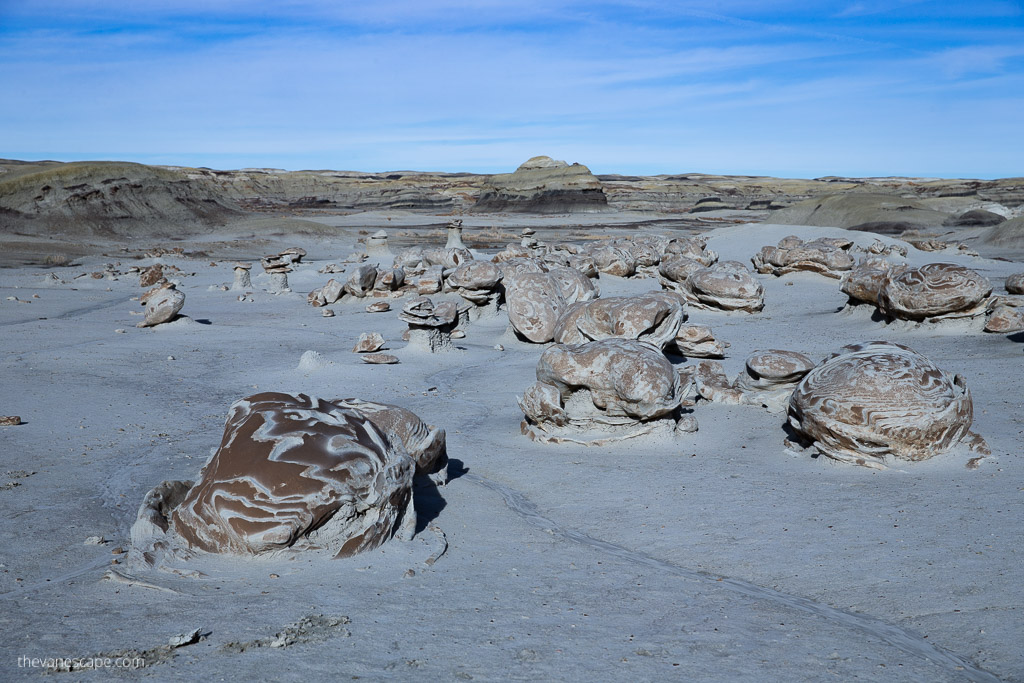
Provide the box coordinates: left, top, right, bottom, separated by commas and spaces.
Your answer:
0, 1, 1021, 177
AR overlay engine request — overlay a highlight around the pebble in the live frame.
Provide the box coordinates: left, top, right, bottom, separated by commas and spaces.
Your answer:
494, 344, 504, 351
0, 416, 22, 426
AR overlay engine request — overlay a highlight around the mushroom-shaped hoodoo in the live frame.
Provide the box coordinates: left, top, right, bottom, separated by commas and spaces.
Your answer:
445, 219, 467, 250
399, 296, 457, 352
231, 262, 253, 291
365, 231, 391, 259
446, 260, 504, 317
261, 255, 292, 293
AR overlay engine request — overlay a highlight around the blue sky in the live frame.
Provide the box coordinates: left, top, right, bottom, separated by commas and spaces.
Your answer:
1, 1, 1022, 177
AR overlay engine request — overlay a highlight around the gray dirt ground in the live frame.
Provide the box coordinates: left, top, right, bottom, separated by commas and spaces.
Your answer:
0, 216, 1021, 681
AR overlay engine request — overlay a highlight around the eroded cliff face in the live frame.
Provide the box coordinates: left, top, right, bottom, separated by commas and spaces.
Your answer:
0, 160, 242, 237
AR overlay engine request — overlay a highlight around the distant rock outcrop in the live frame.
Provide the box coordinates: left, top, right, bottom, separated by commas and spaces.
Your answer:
472, 156, 609, 213
767, 193, 951, 232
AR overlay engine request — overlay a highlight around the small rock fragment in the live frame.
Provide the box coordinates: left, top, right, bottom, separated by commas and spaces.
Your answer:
362, 353, 400, 365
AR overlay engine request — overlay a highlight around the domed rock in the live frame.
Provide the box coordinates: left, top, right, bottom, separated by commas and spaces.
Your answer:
684, 264, 765, 313
1005, 273, 1024, 295
787, 341, 984, 468
878, 263, 992, 321
552, 293, 684, 350
752, 235, 855, 279
148, 393, 420, 559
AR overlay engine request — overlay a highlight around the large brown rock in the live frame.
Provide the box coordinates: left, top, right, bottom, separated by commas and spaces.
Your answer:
788, 342, 982, 468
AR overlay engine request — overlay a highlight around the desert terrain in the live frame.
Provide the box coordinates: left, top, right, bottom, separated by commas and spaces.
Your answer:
1, 156, 1022, 681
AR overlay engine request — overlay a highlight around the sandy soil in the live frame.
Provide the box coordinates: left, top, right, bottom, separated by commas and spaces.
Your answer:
0, 218, 1021, 681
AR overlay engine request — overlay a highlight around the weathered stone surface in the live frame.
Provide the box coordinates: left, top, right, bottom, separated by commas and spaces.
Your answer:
137, 284, 185, 327
362, 353, 400, 365
753, 236, 855, 279
683, 263, 765, 312
139, 264, 164, 288
1005, 273, 1024, 295
519, 339, 686, 444
353, 332, 386, 353
788, 342, 981, 468
162, 393, 418, 558
840, 258, 904, 306
345, 264, 378, 298
878, 263, 992, 321
670, 324, 729, 358
505, 272, 567, 343
473, 156, 609, 213
984, 306, 1024, 333
552, 293, 684, 350
695, 350, 814, 412
586, 245, 636, 277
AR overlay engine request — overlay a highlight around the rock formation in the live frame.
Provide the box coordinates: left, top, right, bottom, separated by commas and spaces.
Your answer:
1005, 273, 1024, 295
552, 293, 684, 350
231, 262, 252, 291
752, 235, 855, 279
669, 324, 729, 358
472, 156, 609, 213
665, 261, 765, 313
446, 260, 504, 317
787, 341, 985, 469
695, 350, 815, 412
132, 393, 424, 562
519, 339, 688, 444
878, 263, 992, 321
399, 296, 457, 352
137, 283, 185, 327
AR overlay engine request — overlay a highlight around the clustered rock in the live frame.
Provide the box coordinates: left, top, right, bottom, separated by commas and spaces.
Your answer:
695, 350, 816, 413
752, 235, 855, 279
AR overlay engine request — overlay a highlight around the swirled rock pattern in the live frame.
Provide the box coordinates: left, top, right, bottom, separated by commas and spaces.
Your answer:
753, 235, 855, 279
787, 342, 981, 468
168, 393, 419, 558
878, 263, 992, 320
840, 258, 905, 306
677, 262, 765, 312
519, 339, 687, 444
552, 293, 684, 349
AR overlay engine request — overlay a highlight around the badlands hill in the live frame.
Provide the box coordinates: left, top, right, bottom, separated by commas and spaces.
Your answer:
2, 155, 1023, 249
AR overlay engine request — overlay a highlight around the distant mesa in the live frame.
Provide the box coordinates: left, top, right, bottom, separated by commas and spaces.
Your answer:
472, 156, 609, 214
